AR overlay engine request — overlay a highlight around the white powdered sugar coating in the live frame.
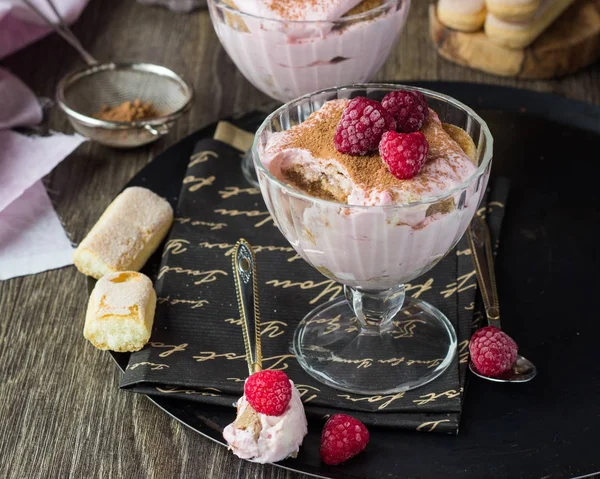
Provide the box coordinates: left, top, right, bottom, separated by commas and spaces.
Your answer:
93, 271, 154, 318
78, 186, 173, 269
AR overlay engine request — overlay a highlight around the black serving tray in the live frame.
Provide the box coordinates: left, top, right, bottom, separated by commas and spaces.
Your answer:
103, 82, 600, 479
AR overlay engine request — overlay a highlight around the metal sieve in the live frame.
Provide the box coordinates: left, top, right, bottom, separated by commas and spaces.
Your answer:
25, 0, 194, 148
56, 63, 193, 148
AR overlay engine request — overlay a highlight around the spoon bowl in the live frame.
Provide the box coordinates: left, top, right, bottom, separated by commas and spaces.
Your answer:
467, 215, 537, 384
469, 355, 537, 383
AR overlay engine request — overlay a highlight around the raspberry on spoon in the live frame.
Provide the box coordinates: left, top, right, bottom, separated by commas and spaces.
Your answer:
469, 326, 518, 378
381, 90, 429, 133
320, 414, 370, 466
334, 97, 396, 156
244, 370, 292, 416
379, 130, 429, 180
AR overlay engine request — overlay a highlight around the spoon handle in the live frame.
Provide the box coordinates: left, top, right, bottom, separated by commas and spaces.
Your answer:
231, 239, 262, 375
467, 214, 502, 329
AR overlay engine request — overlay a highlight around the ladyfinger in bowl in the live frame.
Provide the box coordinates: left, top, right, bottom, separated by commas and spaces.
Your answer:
74, 186, 173, 279
84, 271, 156, 352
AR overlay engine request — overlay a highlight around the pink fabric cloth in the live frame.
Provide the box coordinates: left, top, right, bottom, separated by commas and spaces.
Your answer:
0, 0, 92, 279
0, 66, 85, 280
0, 0, 88, 60
0, 128, 86, 212
0, 67, 42, 129
0, 182, 75, 280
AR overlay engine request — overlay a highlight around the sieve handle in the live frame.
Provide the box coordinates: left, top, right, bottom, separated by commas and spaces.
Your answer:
144, 124, 170, 136
23, 0, 98, 66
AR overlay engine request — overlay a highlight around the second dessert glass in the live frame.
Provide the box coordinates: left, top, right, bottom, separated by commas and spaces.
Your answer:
207, 0, 411, 186
253, 85, 493, 395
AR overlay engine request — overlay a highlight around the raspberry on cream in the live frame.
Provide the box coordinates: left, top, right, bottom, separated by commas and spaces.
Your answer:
379, 130, 429, 180
223, 379, 308, 464
334, 97, 396, 155
381, 90, 429, 133
244, 370, 293, 416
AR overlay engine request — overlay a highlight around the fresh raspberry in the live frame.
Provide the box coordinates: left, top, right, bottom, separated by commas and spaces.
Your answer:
381, 90, 429, 133
469, 326, 518, 378
334, 97, 396, 156
244, 370, 292, 416
379, 130, 429, 180
320, 414, 370, 466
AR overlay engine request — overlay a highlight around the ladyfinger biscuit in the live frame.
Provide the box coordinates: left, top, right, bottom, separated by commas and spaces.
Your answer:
442, 123, 478, 164
84, 271, 156, 352
221, 0, 249, 32
438, 0, 487, 32
74, 187, 173, 279
486, 0, 542, 22
485, 0, 576, 49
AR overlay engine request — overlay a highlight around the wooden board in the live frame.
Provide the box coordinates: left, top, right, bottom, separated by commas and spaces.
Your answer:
430, 0, 600, 79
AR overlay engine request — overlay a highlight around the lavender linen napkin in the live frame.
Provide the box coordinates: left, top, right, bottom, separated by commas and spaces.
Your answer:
0, 0, 88, 60
0, 67, 84, 280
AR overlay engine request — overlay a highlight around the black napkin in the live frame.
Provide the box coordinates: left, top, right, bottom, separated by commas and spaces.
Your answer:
121, 124, 509, 434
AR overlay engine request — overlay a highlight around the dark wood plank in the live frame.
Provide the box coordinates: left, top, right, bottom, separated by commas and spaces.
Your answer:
0, 1, 598, 478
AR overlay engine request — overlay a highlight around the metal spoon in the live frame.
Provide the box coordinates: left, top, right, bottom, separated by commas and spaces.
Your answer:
467, 214, 537, 383
231, 239, 263, 375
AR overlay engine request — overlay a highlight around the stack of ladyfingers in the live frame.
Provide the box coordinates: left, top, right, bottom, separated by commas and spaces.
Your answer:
75, 186, 174, 352
437, 0, 576, 48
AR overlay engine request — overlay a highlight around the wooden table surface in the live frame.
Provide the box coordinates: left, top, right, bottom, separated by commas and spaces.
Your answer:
1, 1, 599, 478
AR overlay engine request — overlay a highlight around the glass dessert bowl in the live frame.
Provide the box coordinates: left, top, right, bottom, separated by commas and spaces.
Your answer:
208, 0, 411, 187
207, 0, 411, 103
252, 84, 493, 395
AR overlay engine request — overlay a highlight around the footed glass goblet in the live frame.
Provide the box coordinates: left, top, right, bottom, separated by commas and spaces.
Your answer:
252, 84, 493, 395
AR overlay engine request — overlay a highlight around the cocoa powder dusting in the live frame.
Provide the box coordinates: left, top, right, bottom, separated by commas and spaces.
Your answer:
268, 0, 323, 19
284, 100, 428, 198
267, 0, 381, 20
279, 100, 474, 203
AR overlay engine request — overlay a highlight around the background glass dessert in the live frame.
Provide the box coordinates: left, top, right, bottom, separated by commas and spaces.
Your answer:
252, 84, 493, 395
207, 0, 411, 186
208, 0, 410, 102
